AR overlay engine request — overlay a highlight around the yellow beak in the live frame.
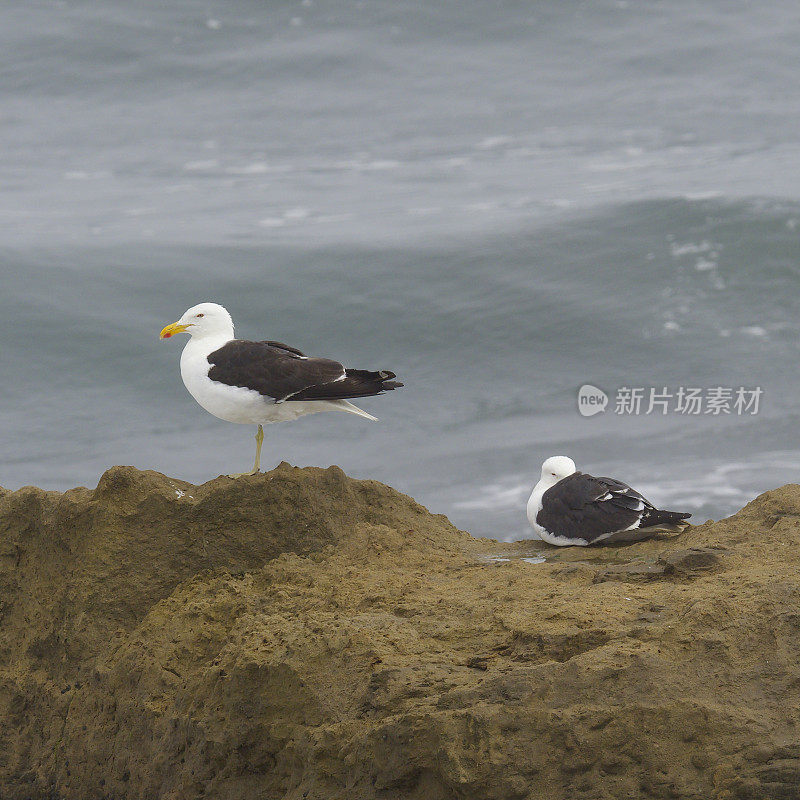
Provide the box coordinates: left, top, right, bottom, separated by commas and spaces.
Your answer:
159, 321, 190, 339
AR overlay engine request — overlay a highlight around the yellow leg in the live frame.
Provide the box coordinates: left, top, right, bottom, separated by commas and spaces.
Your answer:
253, 424, 264, 472
227, 425, 264, 478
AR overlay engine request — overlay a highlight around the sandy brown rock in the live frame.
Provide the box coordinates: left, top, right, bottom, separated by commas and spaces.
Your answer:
2, 466, 800, 799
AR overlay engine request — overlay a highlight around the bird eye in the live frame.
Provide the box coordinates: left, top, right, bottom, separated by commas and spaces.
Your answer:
196, 313, 204, 318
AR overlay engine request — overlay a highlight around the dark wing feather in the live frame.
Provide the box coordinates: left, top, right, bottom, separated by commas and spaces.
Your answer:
206, 340, 403, 404
593, 476, 691, 528
538, 472, 690, 543
538, 472, 648, 543
593, 476, 651, 511
207, 340, 345, 402
264, 340, 307, 358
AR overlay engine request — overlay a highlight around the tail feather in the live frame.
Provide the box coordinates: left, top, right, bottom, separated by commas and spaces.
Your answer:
602, 517, 690, 543
640, 509, 692, 528
330, 400, 378, 421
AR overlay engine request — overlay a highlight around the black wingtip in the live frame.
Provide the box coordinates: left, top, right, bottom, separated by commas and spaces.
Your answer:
377, 370, 402, 391
287, 367, 403, 401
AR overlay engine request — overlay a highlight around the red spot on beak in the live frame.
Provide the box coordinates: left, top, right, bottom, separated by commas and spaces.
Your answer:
163, 333, 172, 338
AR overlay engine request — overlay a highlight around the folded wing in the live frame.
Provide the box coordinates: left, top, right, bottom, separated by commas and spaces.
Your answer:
539, 472, 690, 544
207, 340, 402, 404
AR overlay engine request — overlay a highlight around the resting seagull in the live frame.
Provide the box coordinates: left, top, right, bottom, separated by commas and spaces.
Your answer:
160, 302, 402, 476
527, 456, 691, 546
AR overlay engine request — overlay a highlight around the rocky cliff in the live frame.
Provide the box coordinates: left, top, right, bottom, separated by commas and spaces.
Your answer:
1, 464, 800, 800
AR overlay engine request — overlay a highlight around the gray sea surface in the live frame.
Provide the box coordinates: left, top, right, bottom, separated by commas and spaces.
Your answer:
3, 0, 800, 539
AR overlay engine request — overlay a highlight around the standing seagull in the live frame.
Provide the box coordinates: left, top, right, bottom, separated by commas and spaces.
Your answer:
527, 456, 691, 546
160, 302, 402, 476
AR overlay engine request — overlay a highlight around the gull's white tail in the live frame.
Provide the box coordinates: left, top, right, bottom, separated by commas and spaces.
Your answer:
330, 399, 378, 421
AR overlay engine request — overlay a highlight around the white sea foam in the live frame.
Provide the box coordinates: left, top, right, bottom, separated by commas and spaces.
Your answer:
225, 162, 273, 175
669, 239, 716, 257
455, 482, 529, 512
257, 207, 311, 227
476, 136, 513, 150
183, 160, 219, 171
694, 257, 717, 271
740, 325, 768, 338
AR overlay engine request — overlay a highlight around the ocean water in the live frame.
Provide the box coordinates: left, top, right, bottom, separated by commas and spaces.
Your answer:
3, 0, 800, 540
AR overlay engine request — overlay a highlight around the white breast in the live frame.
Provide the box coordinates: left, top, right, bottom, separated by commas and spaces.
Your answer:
524, 481, 546, 540
526, 477, 592, 547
